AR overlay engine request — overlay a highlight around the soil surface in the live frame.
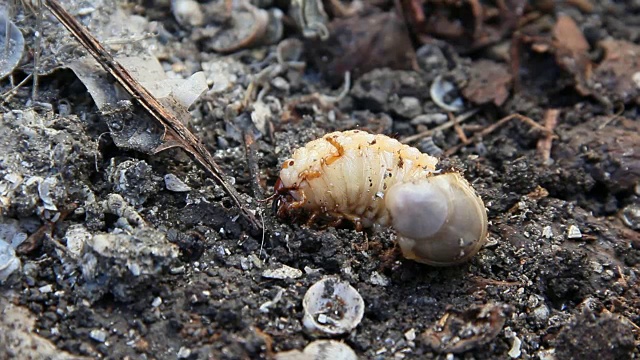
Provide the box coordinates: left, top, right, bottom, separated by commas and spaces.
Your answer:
1, 0, 639, 359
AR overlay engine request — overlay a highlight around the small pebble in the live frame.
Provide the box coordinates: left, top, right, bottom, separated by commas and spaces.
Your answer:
177, 346, 192, 358
164, 174, 191, 192
151, 297, 162, 307
262, 264, 303, 279
90, 329, 107, 343
508, 335, 522, 358
567, 225, 582, 239
404, 328, 416, 341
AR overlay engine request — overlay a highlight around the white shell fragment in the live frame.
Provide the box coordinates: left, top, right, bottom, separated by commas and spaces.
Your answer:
262, 264, 303, 280
64, 224, 92, 258
566, 225, 582, 239
0, 13, 25, 80
0, 240, 21, 283
164, 174, 191, 192
302, 277, 364, 336
275, 340, 357, 360
430, 75, 464, 112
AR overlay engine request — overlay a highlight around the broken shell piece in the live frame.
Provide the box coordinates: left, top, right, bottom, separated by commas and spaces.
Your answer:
164, 174, 191, 192
0, 13, 25, 80
422, 303, 512, 353
208, 4, 271, 53
302, 277, 364, 336
171, 0, 205, 27
0, 240, 21, 283
430, 75, 464, 112
275, 340, 357, 360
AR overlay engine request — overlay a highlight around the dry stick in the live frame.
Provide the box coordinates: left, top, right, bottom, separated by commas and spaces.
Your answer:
43, 0, 261, 230
536, 109, 559, 164
401, 109, 479, 144
444, 113, 552, 156
31, 0, 43, 101
450, 111, 469, 144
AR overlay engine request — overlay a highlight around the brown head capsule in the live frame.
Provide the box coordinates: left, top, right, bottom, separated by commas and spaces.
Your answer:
274, 130, 488, 266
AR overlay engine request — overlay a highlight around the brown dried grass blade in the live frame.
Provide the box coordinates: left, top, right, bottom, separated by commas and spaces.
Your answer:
43, 0, 261, 230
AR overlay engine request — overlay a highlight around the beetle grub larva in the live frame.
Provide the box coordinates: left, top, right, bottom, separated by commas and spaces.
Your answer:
274, 130, 488, 266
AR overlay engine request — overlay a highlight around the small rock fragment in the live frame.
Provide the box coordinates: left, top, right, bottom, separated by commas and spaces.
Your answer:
164, 174, 191, 192
89, 329, 107, 343
64, 224, 92, 258
392, 97, 422, 118
177, 347, 192, 358
508, 335, 522, 358
404, 328, 416, 341
262, 264, 303, 279
567, 225, 582, 239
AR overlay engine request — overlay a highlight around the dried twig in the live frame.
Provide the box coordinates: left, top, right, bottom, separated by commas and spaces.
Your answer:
444, 113, 552, 156
401, 109, 479, 144
536, 109, 559, 164
43, 0, 261, 230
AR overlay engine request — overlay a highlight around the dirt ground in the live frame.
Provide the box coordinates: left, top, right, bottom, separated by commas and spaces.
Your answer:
1, 0, 639, 359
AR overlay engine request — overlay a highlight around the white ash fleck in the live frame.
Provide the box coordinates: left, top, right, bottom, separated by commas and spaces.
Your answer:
259, 288, 284, 313
151, 297, 162, 307
262, 264, 303, 279
177, 346, 192, 359
38, 284, 53, 293
404, 328, 416, 341
89, 329, 107, 343
566, 225, 582, 239
542, 225, 553, 239
164, 174, 191, 192
369, 271, 390, 286
508, 335, 522, 358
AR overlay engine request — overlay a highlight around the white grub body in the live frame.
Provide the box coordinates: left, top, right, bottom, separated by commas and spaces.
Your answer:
278, 130, 488, 266
279, 130, 438, 227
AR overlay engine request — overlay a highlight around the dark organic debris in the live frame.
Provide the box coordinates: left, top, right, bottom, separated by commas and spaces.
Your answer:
592, 39, 640, 104
554, 309, 636, 360
305, 11, 416, 85
462, 60, 512, 106
421, 303, 512, 353
554, 117, 640, 194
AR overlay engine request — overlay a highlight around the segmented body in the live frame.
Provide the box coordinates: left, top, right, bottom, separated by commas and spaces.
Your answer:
276, 130, 439, 227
